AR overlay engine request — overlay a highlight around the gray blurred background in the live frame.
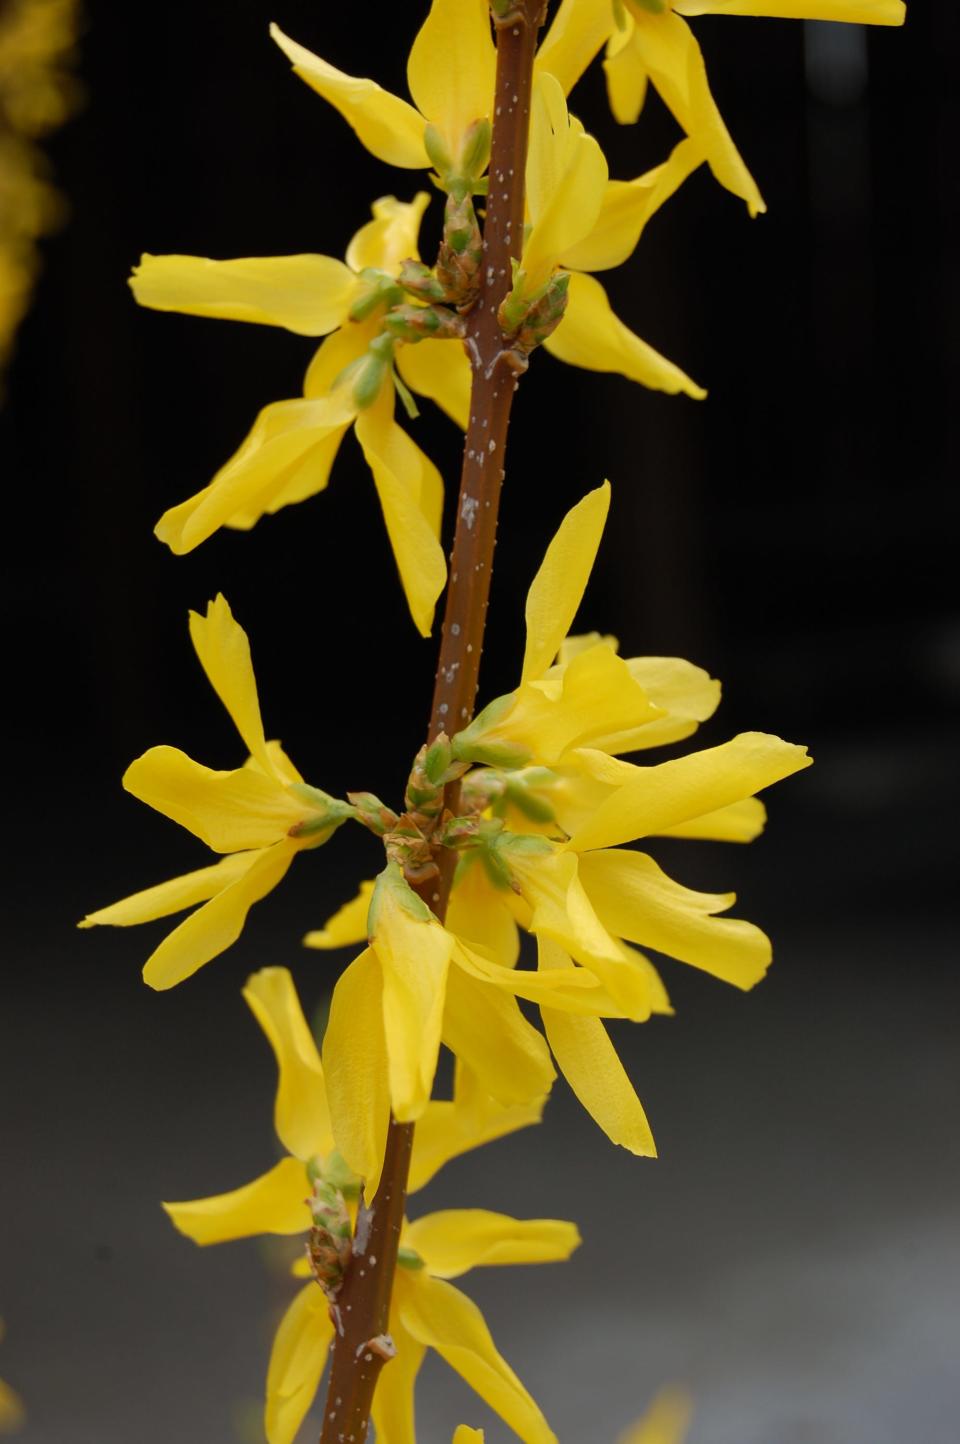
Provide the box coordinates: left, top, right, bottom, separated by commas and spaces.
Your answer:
1, 1, 957, 1440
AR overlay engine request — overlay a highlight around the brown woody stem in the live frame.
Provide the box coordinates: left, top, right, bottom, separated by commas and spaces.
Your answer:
317, 5, 544, 1441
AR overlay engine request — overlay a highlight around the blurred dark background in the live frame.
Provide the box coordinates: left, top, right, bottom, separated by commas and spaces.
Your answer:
1, 2, 957, 1441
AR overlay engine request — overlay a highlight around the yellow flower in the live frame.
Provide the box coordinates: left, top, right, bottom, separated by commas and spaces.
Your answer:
131, 195, 458, 636
619, 1389, 693, 1444
0, 1319, 24, 1434
270, 0, 495, 180
537, 0, 905, 217
509, 75, 705, 398
79, 596, 353, 990
163, 964, 570, 1444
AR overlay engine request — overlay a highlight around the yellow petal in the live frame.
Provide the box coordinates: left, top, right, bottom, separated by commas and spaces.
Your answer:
523, 75, 608, 290
142, 841, 298, 991
446, 860, 520, 967
567, 731, 812, 853
545, 271, 706, 398
659, 796, 767, 843
189, 593, 274, 774
122, 746, 304, 852
628, 8, 765, 216
396, 337, 471, 430
0, 1377, 24, 1433
508, 848, 655, 1020
409, 1062, 545, 1194
407, 0, 495, 160
536, 0, 615, 97
322, 949, 390, 1196
405, 1209, 580, 1279
603, 14, 650, 125
579, 848, 771, 990
677, 0, 903, 20
453, 1430, 484, 1444
559, 137, 704, 273
522, 481, 610, 684
265, 1282, 333, 1444
454, 938, 621, 1016
539, 937, 656, 1154
157, 396, 353, 554
508, 646, 664, 764
243, 967, 333, 1161
443, 964, 555, 1108
616, 655, 721, 750
78, 851, 253, 929
371, 872, 452, 1122
370, 1311, 425, 1444
129, 252, 356, 335
269, 24, 429, 168
303, 879, 375, 950
618, 1388, 694, 1444
399, 1275, 557, 1444
345, 193, 432, 275
354, 386, 447, 638
163, 1156, 310, 1245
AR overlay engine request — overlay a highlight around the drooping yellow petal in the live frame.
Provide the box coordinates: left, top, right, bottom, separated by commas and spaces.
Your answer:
454, 938, 621, 1017
508, 848, 655, 1020
322, 949, 390, 1195
446, 858, 520, 967
453, 1429, 484, 1444
409, 1062, 545, 1194
370, 873, 453, 1122
354, 386, 447, 637
188, 593, 273, 774
265, 1281, 333, 1444
559, 138, 704, 273
156, 395, 354, 554
142, 841, 298, 991
396, 336, 471, 431
536, 0, 615, 97
522, 75, 608, 291
122, 746, 304, 852
539, 936, 657, 1155
545, 271, 706, 398
618, 1388, 693, 1444
78, 851, 254, 929
676, 0, 903, 20
345, 193, 431, 276
443, 964, 555, 1108
617, 655, 721, 749
269, 24, 429, 169
407, 0, 495, 161
567, 731, 812, 853
659, 796, 767, 843
163, 1156, 310, 1245
303, 879, 375, 950
579, 848, 771, 989
626, 8, 765, 217
522, 481, 610, 684
399, 1275, 557, 1444
370, 1310, 425, 1444
129, 252, 356, 335
603, 14, 650, 125
405, 1209, 580, 1279
243, 967, 332, 1162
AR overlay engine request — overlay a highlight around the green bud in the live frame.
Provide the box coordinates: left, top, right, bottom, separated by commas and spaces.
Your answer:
347, 790, 399, 837
398, 259, 447, 303
457, 118, 492, 184
424, 122, 454, 178
438, 814, 481, 849
451, 693, 532, 769
397, 1245, 426, 1271
383, 303, 465, 344
350, 333, 396, 409
287, 785, 356, 839
499, 270, 571, 354
437, 193, 483, 306
424, 733, 454, 784
348, 267, 404, 322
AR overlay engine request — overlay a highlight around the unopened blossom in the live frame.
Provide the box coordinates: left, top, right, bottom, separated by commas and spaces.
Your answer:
79, 597, 353, 989
537, 0, 906, 216
164, 964, 573, 1444
131, 195, 458, 635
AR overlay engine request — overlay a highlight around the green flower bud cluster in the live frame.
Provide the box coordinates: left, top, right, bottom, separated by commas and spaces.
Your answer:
499, 268, 571, 355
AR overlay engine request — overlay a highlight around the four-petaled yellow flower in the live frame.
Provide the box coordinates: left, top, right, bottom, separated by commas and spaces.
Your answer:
308, 483, 810, 1156
79, 596, 353, 989
131, 195, 461, 635
537, 0, 905, 217
164, 965, 573, 1444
